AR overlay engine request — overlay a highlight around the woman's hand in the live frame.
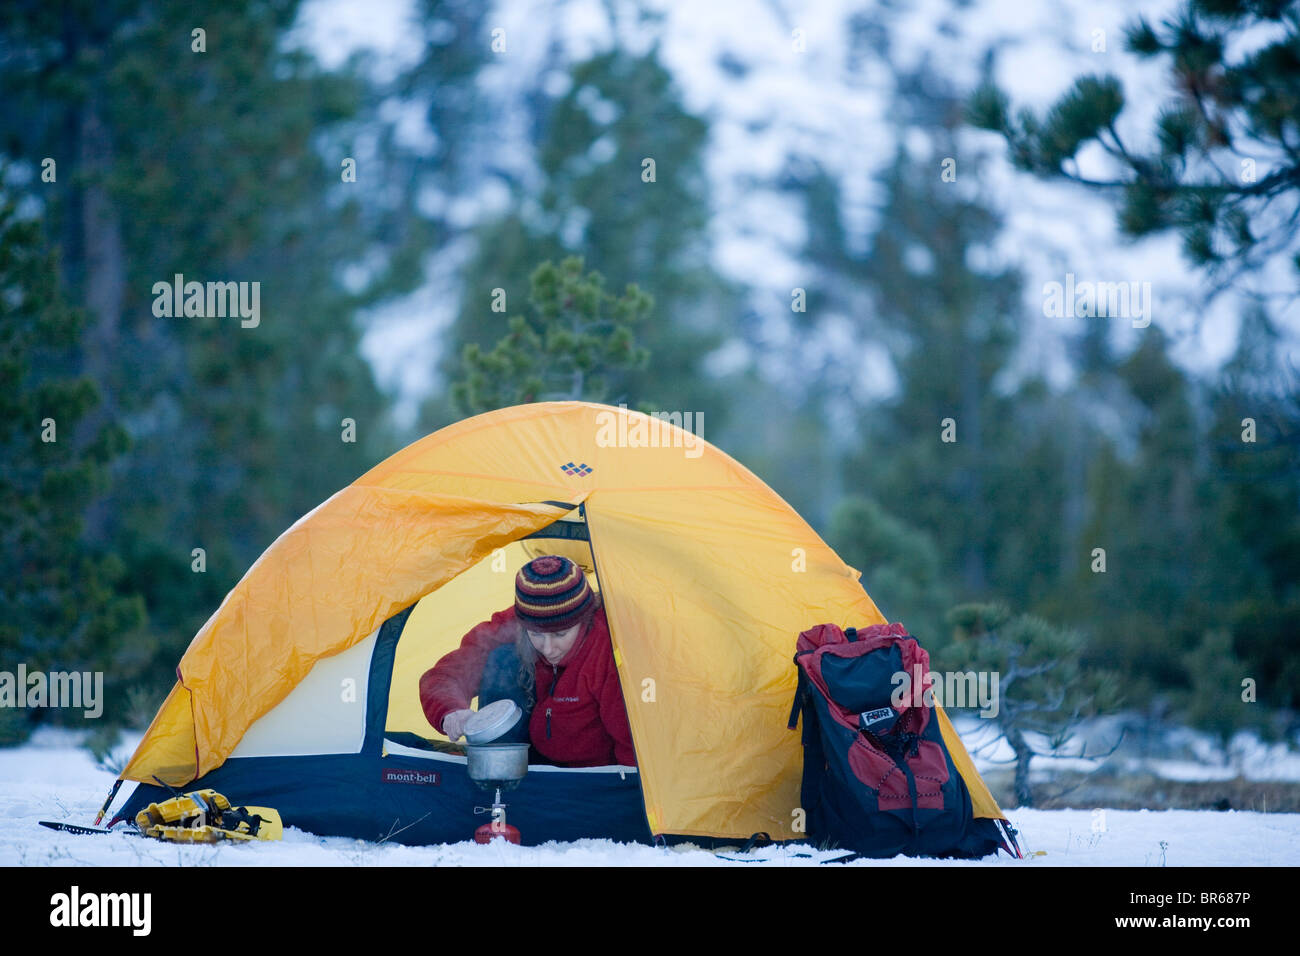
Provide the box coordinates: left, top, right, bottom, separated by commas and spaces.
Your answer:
442, 708, 475, 741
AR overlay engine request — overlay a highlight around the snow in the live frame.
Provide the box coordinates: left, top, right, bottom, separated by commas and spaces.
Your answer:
287, 0, 1300, 430
4, 726, 1296, 866
286, 0, 425, 82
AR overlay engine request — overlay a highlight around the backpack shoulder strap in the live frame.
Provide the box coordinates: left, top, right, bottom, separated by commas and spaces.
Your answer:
787, 650, 813, 730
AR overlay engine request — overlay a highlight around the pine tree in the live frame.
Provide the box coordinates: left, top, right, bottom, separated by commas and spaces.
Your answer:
969, 0, 1300, 284
1206, 306, 1300, 713
845, 137, 1030, 599
0, 0, 424, 699
426, 46, 738, 431
347, 0, 490, 295
968, 2, 1300, 730
1180, 629, 1254, 757
1072, 329, 1233, 702
0, 203, 145, 741
795, 68, 1078, 614
939, 603, 1121, 807
451, 257, 651, 414
827, 496, 953, 647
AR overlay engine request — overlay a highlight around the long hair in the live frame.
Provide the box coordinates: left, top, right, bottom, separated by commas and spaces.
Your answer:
514, 590, 603, 707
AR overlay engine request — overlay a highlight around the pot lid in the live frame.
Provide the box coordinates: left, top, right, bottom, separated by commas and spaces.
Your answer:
464, 699, 523, 743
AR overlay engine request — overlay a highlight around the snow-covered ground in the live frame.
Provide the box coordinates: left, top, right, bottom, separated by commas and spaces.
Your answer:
3, 727, 1296, 866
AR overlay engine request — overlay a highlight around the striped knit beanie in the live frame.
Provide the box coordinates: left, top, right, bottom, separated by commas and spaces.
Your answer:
515, 555, 594, 632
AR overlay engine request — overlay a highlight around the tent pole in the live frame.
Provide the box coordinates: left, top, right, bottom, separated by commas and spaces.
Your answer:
93, 778, 123, 826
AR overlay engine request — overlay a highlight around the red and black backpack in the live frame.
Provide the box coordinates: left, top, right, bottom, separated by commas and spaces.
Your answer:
788, 621, 1012, 859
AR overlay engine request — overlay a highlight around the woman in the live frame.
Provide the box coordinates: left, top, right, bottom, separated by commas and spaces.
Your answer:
418, 554, 637, 767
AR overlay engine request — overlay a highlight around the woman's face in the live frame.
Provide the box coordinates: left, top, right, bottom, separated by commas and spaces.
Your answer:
526, 623, 582, 665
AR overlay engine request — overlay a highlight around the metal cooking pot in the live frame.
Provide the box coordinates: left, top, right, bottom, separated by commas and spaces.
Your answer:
465, 742, 530, 786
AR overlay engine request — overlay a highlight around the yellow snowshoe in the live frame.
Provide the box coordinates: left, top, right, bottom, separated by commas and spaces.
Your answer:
135, 789, 282, 843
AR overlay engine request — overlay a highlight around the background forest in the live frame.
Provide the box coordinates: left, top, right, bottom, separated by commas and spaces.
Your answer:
1, 0, 1297, 786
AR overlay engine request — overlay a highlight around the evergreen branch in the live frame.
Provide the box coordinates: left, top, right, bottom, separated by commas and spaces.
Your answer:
1052, 160, 1300, 196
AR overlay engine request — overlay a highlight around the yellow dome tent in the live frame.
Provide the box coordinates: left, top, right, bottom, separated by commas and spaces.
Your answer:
108, 401, 1009, 846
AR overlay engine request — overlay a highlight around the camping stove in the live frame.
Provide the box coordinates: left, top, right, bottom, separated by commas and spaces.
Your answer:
466, 742, 529, 844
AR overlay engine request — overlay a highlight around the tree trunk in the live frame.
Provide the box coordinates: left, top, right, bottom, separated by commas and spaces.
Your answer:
1060, 411, 1085, 575
959, 307, 987, 593
75, 98, 126, 546
1007, 728, 1035, 807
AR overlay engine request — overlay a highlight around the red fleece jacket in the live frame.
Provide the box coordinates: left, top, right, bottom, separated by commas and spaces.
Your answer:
418, 606, 637, 767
